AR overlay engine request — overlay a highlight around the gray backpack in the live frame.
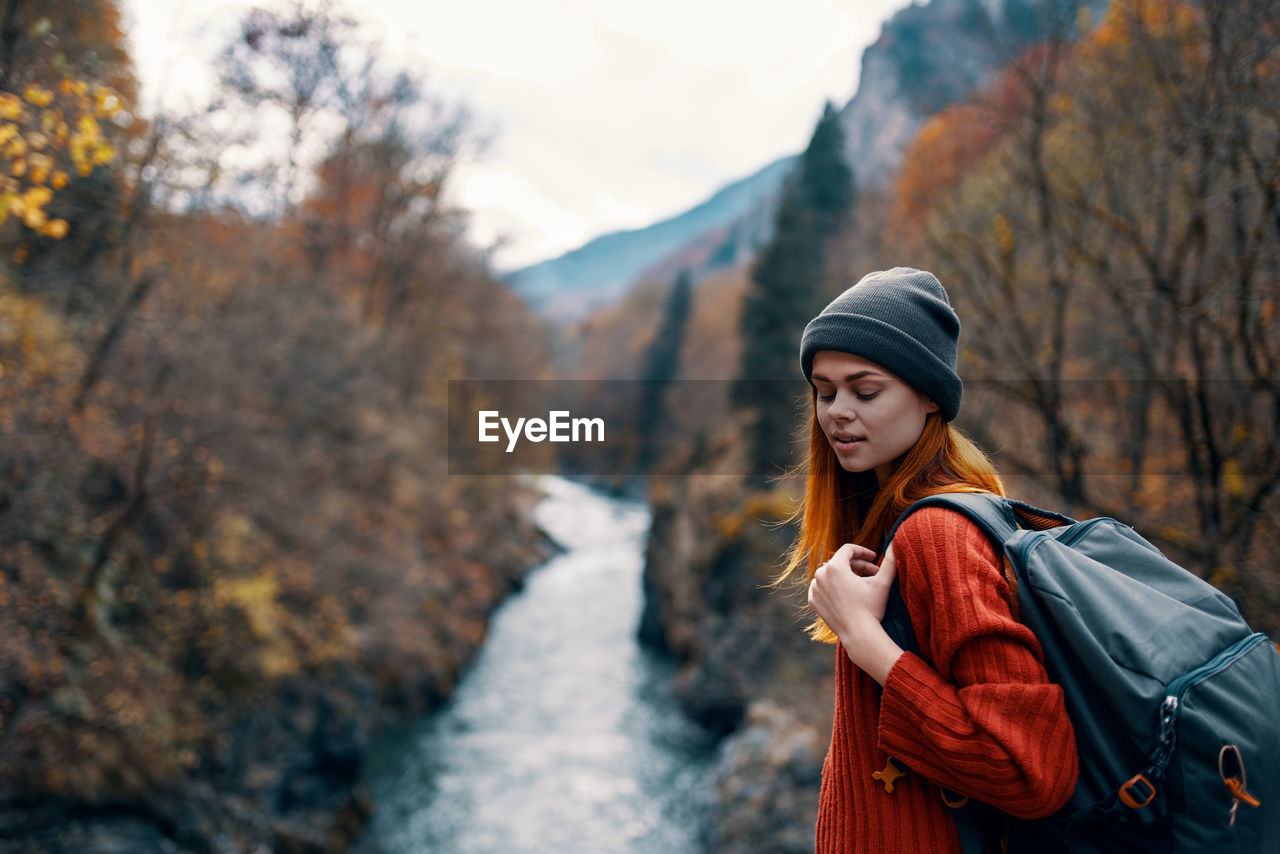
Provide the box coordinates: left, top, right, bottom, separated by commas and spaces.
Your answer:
883, 492, 1280, 853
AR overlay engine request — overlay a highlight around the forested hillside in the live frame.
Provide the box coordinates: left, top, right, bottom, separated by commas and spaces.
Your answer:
636, 1, 1280, 849
0, 3, 552, 850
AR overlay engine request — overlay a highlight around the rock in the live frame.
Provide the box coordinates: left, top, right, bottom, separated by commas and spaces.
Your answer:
640, 472, 838, 847
700, 700, 826, 854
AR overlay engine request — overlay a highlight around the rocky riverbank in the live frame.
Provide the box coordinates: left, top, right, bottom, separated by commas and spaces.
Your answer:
638, 474, 834, 853
0, 480, 558, 854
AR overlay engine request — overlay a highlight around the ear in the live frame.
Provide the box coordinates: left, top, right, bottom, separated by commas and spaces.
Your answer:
923, 397, 940, 414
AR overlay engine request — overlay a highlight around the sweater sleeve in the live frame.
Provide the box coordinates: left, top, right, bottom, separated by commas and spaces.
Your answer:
876, 506, 1079, 819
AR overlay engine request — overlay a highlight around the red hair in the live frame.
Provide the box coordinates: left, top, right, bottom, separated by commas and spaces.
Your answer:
778, 397, 1005, 643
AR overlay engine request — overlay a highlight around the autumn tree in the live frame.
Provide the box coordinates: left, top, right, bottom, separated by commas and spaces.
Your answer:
887, 0, 1280, 627
0, 3, 552, 847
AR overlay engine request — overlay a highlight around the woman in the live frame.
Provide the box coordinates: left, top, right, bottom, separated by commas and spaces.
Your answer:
785, 267, 1078, 853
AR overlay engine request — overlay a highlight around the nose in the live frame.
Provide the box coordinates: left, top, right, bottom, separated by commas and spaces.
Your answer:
828, 389, 857, 422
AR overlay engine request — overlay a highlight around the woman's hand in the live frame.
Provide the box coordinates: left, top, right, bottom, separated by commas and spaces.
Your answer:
808, 543, 904, 685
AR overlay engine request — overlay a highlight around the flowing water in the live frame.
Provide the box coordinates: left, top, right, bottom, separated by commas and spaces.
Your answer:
354, 476, 715, 853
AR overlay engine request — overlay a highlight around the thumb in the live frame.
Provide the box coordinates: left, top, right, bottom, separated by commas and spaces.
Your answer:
875, 543, 899, 587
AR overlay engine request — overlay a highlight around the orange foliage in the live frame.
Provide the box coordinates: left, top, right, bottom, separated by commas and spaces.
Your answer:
891, 103, 1001, 233
881, 0, 1280, 620
890, 44, 1058, 237
1090, 0, 1203, 50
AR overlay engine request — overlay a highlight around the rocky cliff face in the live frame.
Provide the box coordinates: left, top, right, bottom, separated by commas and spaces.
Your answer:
838, 0, 1108, 187
639, 474, 834, 852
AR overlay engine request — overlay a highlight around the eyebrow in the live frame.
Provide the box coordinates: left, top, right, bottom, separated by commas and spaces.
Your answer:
810, 370, 882, 383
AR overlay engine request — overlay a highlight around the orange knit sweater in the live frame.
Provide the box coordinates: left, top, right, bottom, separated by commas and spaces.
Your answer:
815, 507, 1079, 853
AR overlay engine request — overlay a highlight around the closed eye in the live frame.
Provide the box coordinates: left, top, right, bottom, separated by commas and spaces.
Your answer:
818, 390, 878, 403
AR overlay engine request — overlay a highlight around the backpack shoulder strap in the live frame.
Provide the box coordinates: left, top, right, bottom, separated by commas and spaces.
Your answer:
879, 492, 1074, 854
885, 493, 1075, 624
886, 491, 1019, 551
880, 492, 1019, 657
886, 492, 1076, 554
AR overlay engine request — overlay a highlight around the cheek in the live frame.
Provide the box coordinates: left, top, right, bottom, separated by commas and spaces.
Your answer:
889, 406, 928, 447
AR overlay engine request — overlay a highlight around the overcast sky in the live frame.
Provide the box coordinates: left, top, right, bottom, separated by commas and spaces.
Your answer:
118, 0, 908, 271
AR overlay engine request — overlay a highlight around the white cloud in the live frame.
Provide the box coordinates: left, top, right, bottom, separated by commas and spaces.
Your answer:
119, 0, 908, 271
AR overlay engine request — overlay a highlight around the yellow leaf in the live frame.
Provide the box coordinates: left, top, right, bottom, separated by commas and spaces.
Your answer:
0, 95, 23, 120
22, 207, 46, 229
22, 186, 52, 207
23, 86, 53, 108
28, 153, 51, 185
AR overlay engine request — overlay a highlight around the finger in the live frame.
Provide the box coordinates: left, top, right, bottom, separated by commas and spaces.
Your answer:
848, 544, 877, 561
830, 543, 857, 567
849, 556, 879, 577
832, 543, 876, 562
831, 543, 876, 572
873, 545, 898, 587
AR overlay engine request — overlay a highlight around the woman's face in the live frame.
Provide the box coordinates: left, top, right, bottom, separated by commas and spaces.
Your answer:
810, 350, 938, 483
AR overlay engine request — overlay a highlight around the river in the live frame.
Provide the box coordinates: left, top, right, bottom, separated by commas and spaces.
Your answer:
354, 476, 716, 853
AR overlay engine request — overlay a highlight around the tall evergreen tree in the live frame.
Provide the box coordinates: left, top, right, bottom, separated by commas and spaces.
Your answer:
734, 101, 855, 476
636, 269, 693, 473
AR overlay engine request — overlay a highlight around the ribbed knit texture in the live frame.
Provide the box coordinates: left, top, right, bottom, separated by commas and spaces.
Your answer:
815, 507, 1079, 853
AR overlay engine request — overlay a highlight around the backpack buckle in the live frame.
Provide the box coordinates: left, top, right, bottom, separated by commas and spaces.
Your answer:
1119, 774, 1157, 809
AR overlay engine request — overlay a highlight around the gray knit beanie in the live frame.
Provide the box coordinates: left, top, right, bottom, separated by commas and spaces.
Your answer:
799, 267, 962, 422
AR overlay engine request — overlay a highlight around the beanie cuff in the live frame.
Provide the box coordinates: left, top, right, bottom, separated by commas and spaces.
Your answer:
800, 312, 962, 422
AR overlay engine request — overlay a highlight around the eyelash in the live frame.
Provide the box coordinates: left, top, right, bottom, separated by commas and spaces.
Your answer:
817, 391, 878, 403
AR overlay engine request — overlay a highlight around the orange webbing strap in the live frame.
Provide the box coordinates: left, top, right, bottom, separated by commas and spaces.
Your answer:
1002, 504, 1066, 620
1001, 554, 1020, 622
1011, 506, 1066, 531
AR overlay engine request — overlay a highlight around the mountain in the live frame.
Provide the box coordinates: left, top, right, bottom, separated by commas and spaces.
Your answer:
837, 0, 1108, 187
507, 0, 1109, 324
503, 156, 794, 323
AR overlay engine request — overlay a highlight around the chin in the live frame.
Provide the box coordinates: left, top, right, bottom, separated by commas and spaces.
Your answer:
832, 453, 869, 475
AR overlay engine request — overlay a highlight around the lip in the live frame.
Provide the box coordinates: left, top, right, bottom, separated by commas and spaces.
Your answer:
831, 434, 865, 450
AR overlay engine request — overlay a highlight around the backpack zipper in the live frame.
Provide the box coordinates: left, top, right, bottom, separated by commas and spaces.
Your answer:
1140, 632, 1271, 783
1055, 516, 1117, 547
1012, 516, 1115, 563
1165, 632, 1269, 702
